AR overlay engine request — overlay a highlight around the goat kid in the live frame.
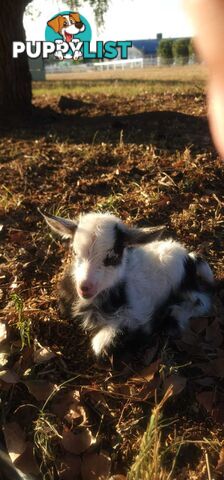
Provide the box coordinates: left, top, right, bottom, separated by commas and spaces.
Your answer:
42, 212, 214, 356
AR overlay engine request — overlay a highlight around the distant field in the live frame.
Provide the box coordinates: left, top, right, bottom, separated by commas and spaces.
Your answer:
33, 64, 208, 97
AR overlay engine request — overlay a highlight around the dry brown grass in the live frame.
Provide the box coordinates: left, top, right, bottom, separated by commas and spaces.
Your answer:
46, 64, 208, 82
1, 68, 224, 479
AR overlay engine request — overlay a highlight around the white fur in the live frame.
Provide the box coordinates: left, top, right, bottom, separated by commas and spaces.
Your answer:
72, 214, 214, 354
73, 213, 126, 298
44, 212, 214, 356
92, 326, 118, 356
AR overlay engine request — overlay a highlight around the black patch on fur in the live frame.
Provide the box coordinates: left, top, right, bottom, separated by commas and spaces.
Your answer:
181, 255, 198, 290
100, 281, 127, 314
103, 251, 122, 267
106, 327, 155, 357
72, 281, 127, 328
164, 313, 179, 334
151, 289, 182, 332
103, 224, 126, 267
152, 253, 213, 336
114, 224, 126, 255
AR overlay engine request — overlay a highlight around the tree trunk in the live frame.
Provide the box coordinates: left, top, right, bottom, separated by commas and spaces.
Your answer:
0, 0, 32, 117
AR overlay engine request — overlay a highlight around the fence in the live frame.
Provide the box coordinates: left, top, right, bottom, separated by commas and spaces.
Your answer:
45, 56, 198, 75
92, 58, 143, 70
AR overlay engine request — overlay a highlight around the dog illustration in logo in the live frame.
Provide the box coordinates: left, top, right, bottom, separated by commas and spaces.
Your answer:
47, 13, 85, 60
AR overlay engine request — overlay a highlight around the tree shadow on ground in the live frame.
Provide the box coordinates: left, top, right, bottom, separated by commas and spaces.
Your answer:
0, 106, 213, 154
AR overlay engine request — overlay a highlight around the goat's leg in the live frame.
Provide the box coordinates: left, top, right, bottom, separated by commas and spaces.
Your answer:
91, 325, 119, 356
168, 290, 212, 331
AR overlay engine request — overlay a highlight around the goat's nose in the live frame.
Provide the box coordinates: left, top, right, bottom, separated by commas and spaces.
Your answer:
79, 281, 95, 298
80, 281, 93, 293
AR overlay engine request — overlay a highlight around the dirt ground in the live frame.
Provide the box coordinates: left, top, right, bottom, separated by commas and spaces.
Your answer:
1, 66, 224, 480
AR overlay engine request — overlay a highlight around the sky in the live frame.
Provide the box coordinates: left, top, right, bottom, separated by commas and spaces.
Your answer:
23, 0, 194, 43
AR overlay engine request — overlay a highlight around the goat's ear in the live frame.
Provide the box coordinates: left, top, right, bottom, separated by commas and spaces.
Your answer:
40, 211, 77, 239
124, 225, 165, 245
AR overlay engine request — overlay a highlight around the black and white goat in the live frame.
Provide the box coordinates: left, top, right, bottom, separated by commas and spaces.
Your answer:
43, 212, 214, 356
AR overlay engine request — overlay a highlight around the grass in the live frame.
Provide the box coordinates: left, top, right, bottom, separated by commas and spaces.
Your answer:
0, 185, 24, 212
128, 387, 224, 480
128, 387, 175, 480
34, 411, 62, 478
33, 377, 80, 479
96, 193, 125, 214
11, 293, 32, 349
33, 64, 207, 97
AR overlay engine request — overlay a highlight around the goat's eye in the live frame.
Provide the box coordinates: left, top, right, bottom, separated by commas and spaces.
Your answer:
103, 250, 122, 267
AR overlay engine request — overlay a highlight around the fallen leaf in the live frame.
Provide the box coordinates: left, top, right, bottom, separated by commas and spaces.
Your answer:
65, 401, 86, 426
217, 348, 224, 358
196, 391, 214, 412
81, 452, 111, 480
205, 320, 223, 347
201, 358, 224, 378
24, 380, 57, 402
142, 342, 159, 366
84, 391, 112, 420
181, 330, 198, 345
174, 340, 200, 355
52, 390, 86, 426
0, 322, 7, 342
58, 454, 81, 480
33, 345, 55, 364
190, 316, 208, 334
195, 377, 215, 387
212, 403, 224, 423
61, 428, 95, 455
4, 422, 26, 463
0, 352, 8, 367
52, 390, 79, 418
211, 358, 224, 378
13, 346, 34, 376
0, 369, 19, 384
15, 441, 39, 475
164, 374, 187, 396
130, 359, 161, 383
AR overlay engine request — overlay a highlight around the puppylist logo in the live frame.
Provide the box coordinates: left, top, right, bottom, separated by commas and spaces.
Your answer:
12, 10, 132, 61
45, 11, 91, 61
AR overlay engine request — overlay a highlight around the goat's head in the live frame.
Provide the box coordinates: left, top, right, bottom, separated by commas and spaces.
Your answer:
42, 212, 165, 300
